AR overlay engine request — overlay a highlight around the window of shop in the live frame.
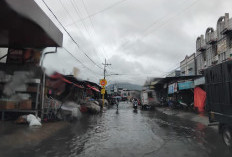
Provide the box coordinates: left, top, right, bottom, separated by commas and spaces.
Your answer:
148, 91, 153, 98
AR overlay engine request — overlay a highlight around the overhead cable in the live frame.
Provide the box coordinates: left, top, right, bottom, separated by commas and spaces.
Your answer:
42, 0, 103, 70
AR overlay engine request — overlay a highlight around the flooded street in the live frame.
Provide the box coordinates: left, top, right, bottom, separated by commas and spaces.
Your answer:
1, 1, 232, 157
3, 102, 232, 157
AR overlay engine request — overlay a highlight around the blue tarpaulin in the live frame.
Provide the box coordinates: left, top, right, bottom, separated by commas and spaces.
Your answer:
178, 81, 194, 90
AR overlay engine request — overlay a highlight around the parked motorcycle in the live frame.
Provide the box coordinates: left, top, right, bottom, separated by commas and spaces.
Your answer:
178, 101, 195, 110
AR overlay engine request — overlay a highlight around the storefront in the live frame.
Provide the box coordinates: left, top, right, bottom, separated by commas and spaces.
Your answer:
154, 76, 201, 108
0, 0, 63, 120
177, 81, 194, 107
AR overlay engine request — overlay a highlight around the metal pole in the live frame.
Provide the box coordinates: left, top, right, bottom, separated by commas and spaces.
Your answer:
104, 58, 106, 79
40, 47, 57, 119
102, 59, 106, 108
102, 88, 105, 109
41, 70, 45, 120
35, 82, 40, 117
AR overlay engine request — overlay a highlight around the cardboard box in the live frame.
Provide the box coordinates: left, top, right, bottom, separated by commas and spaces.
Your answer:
19, 100, 32, 110
27, 86, 38, 93
15, 115, 27, 124
0, 100, 17, 110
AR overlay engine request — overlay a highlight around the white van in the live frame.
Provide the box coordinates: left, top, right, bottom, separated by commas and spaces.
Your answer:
141, 90, 159, 109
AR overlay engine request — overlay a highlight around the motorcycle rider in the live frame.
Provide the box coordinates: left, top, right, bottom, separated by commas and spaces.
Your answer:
132, 98, 138, 110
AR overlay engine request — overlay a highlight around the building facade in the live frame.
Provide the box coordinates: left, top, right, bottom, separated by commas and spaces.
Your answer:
180, 53, 196, 76
167, 70, 180, 77
196, 35, 206, 75
196, 13, 232, 74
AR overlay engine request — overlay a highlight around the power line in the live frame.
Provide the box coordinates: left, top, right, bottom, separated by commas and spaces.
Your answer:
161, 62, 182, 77
80, 0, 110, 61
139, 0, 190, 35
62, 47, 102, 78
69, 0, 92, 37
163, 45, 216, 77
42, 0, 103, 70
78, 0, 107, 61
165, 34, 231, 76
68, 0, 107, 65
113, 0, 201, 77
58, 0, 104, 68
117, 0, 200, 51
66, 0, 128, 27
142, 0, 200, 38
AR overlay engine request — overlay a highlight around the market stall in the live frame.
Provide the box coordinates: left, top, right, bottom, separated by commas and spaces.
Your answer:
0, 0, 63, 121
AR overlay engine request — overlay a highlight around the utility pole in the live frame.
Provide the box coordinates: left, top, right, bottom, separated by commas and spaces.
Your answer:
102, 58, 111, 109
103, 58, 111, 79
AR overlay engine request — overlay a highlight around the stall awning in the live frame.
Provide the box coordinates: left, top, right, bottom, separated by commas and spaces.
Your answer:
86, 84, 100, 92
49, 73, 84, 89
0, 0, 63, 48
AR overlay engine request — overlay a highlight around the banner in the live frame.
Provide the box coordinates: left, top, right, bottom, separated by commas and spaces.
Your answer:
178, 81, 194, 90
194, 77, 205, 86
168, 83, 177, 94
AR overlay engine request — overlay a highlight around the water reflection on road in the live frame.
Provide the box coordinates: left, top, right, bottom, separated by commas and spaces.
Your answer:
9, 102, 232, 157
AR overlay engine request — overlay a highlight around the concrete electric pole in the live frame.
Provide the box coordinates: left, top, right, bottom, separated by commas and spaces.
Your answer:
103, 58, 111, 79
101, 58, 111, 109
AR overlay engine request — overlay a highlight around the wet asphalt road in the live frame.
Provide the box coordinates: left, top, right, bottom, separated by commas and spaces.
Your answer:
6, 102, 232, 157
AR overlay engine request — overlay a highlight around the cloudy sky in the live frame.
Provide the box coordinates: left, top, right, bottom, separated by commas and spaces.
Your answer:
35, 0, 232, 85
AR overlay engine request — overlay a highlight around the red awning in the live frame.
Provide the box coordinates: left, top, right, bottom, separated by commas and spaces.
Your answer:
50, 73, 63, 79
49, 73, 84, 89
86, 84, 100, 92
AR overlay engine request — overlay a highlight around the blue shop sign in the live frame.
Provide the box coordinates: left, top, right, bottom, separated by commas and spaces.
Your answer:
168, 83, 177, 94
178, 81, 194, 90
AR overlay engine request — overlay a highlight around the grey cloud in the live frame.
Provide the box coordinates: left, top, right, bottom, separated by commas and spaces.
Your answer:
35, 0, 232, 85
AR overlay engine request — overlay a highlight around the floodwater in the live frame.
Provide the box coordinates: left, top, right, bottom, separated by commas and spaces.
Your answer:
3, 102, 232, 157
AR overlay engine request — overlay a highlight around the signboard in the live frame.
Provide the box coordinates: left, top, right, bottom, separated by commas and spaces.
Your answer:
101, 88, 105, 94
168, 83, 177, 94
194, 77, 205, 86
100, 79, 107, 86
178, 81, 194, 90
